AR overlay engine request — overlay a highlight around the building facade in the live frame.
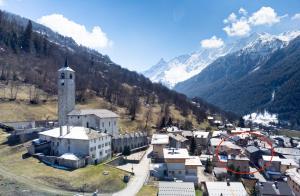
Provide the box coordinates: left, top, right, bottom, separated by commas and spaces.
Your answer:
112, 132, 148, 153
286, 168, 300, 196
39, 126, 111, 164
68, 109, 119, 136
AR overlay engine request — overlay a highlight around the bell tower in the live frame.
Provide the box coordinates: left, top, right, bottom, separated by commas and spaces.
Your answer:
58, 58, 75, 126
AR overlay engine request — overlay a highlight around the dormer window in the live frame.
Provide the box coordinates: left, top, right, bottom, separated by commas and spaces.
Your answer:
70, 74, 73, 79
61, 73, 65, 79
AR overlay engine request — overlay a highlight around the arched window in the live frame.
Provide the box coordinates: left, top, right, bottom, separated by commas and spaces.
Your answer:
70, 74, 73, 79
61, 73, 65, 79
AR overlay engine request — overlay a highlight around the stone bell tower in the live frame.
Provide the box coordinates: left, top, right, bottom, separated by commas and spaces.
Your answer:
58, 58, 75, 126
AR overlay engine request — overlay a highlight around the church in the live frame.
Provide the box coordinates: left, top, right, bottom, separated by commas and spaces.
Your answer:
28, 59, 148, 169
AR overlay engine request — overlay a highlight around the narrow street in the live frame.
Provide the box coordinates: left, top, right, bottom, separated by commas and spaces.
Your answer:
112, 146, 152, 196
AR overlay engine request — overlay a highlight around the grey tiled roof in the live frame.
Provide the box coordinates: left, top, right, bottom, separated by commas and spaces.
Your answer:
68, 109, 119, 118
257, 182, 294, 196
246, 146, 260, 153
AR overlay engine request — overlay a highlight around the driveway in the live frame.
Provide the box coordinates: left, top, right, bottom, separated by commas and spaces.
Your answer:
112, 146, 152, 196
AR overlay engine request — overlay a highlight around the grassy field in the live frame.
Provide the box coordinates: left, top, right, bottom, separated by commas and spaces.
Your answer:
136, 185, 158, 196
0, 129, 128, 195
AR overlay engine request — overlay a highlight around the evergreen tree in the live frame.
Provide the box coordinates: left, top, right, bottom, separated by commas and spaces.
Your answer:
189, 137, 196, 155
159, 116, 166, 128
122, 146, 131, 156
167, 117, 173, 126
228, 164, 235, 176
238, 117, 245, 128
22, 20, 32, 52
205, 158, 212, 173
235, 167, 241, 181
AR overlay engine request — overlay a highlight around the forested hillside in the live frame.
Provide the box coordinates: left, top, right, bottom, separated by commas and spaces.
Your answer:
0, 10, 236, 131
175, 35, 300, 128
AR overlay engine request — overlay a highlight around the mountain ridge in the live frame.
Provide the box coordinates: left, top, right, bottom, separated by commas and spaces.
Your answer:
174, 32, 300, 128
144, 31, 300, 89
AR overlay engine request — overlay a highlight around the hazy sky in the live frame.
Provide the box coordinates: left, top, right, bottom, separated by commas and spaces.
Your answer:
1, 0, 300, 71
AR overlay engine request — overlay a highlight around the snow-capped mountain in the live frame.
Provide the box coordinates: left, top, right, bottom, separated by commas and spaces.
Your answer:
144, 31, 300, 88
174, 30, 300, 128
143, 47, 229, 88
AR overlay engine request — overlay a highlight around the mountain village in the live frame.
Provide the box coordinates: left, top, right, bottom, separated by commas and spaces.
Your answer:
0, 60, 299, 196
0, 2, 300, 196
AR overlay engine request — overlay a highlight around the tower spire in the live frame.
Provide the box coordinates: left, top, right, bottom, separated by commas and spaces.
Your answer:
64, 57, 68, 68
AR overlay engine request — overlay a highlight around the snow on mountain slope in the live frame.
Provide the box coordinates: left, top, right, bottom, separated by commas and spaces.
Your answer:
144, 31, 300, 89
243, 110, 278, 127
144, 47, 229, 88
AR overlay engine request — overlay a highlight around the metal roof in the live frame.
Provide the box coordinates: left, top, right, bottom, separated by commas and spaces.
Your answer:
205, 182, 247, 196
158, 181, 195, 196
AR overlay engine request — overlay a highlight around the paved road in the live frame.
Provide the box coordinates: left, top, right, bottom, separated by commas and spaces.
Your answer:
113, 146, 152, 196
250, 166, 266, 182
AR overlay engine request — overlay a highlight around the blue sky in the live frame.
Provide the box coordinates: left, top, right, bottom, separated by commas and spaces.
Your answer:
1, 0, 300, 71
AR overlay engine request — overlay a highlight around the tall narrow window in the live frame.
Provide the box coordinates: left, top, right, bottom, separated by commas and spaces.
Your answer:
61, 73, 65, 79
70, 74, 73, 79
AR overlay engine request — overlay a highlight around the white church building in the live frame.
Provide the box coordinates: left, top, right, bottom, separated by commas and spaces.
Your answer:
29, 59, 114, 168
57, 58, 119, 136
28, 59, 149, 168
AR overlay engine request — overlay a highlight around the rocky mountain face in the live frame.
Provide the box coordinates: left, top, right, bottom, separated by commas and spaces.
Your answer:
174, 31, 300, 127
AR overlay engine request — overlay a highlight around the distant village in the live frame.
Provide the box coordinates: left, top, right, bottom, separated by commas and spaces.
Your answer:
1, 60, 300, 196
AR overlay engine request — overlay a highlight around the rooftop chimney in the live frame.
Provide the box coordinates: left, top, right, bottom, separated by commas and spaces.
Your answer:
67, 125, 70, 134
226, 178, 230, 186
60, 126, 63, 137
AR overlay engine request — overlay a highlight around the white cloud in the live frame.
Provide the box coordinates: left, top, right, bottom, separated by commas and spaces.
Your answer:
223, 13, 237, 24
37, 14, 112, 51
239, 8, 248, 16
292, 13, 300, 20
223, 19, 251, 37
223, 6, 283, 37
249, 7, 280, 26
200, 36, 224, 48
0, 0, 5, 6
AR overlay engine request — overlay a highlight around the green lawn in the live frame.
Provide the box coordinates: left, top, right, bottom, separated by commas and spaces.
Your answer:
137, 185, 158, 196
196, 189, 203, 196
0, 130, 128, 194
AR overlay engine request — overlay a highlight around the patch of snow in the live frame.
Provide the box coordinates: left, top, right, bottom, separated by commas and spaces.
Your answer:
271, 90, 275, 102
243, 110, 278, 126
250, 66, 260, 73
